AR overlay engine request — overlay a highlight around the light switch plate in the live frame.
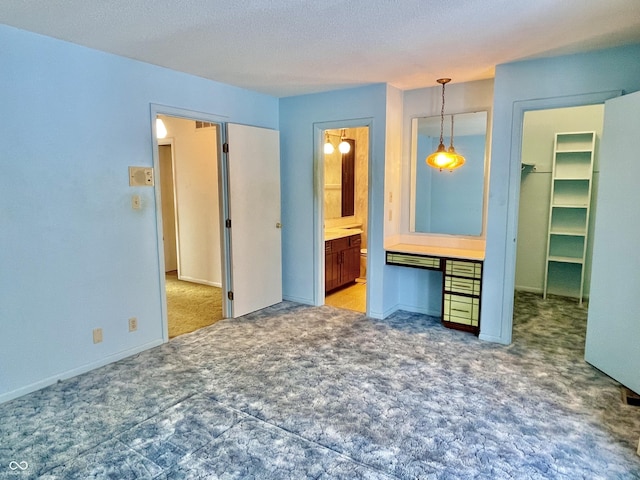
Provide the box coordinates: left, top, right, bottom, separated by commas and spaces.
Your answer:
129, 166, 154, 187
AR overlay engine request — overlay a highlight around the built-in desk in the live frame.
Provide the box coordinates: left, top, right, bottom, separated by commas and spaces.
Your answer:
385, 243, 485, 335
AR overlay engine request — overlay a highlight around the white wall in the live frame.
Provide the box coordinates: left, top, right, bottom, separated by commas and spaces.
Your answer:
516, 105, 603, 296
161, 116, 222, 287
0, 24, 278, 403
484, 43, 640, 344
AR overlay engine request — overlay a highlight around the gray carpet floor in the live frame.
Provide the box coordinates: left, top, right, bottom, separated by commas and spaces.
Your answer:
1, 293, 639, 479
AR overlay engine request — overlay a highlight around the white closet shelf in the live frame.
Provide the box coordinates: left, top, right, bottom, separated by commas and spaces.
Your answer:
543, 131, 596, 305
548, 255, 584, 264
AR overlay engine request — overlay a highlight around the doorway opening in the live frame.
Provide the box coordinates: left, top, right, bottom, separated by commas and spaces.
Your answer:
156, 114, 225, 338
321, 126, 370, 313
513, 104, 604, 345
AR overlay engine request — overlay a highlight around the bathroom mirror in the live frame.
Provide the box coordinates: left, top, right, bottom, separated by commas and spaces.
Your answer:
410, 111, 488, 236
324, 130, 355, 219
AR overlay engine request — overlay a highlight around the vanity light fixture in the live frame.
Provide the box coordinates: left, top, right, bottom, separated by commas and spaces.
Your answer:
156, 118, 167, 139
426, 78, 465, 171
338, 129, 351, 154
324, 131, 335, 154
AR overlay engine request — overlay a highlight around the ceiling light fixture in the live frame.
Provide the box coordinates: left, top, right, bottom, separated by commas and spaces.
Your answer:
156, 118, 167, 139
426, 78, 465, 171
338, 129, 351, 154
324, 131, 335, 154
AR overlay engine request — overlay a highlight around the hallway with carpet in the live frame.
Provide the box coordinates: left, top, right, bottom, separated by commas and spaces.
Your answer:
165, 272, 224, 338
1, 294, 639, 478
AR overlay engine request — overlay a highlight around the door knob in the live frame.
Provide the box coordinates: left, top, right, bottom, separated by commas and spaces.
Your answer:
276, 222, 282, 228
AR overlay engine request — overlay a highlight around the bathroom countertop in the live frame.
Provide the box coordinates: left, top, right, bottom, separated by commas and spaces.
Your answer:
324, 228, 363, 241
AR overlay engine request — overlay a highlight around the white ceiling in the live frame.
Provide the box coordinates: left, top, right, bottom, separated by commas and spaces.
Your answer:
2, 0, 640, 97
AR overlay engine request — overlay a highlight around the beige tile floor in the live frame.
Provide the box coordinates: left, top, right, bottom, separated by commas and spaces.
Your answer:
325, 281, 366, 313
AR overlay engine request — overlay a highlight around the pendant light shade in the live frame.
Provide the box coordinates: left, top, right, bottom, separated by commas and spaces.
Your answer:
156, 118, 167, 139
324, 132, 335, 154
338, 129, 351, 154
426, 78, 465, 171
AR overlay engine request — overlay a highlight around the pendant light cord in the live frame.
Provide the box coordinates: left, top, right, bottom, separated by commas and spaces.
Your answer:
450, 114, 455, 149
439, 81, 446, 145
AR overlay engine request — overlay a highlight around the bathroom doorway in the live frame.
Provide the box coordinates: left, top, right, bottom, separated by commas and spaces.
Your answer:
321, 126, 369, 313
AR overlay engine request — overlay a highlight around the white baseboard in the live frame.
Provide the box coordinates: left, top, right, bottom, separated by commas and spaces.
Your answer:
0, 339, 163, 405
395, 303, 441, 318
282, 294, 314, 305
177, 275, 221, 288
514, 286, 543, 294
479, 332, 510, 344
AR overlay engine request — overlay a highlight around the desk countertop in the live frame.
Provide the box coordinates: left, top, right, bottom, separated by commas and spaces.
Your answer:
385, 243, 485, 261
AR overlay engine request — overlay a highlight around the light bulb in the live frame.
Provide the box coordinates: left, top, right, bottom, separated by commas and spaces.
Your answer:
156, 118, 167, 139
339, 140, 351, 154
324, 141, 334, 154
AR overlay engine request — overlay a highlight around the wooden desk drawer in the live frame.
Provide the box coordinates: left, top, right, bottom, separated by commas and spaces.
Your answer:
386, 252, 441, 270
443, 293, 479, 326
445, 259, 482, 279
444, 276, 481, 296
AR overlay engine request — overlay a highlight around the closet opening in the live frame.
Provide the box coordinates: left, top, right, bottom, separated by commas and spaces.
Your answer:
513, 104, 604, 345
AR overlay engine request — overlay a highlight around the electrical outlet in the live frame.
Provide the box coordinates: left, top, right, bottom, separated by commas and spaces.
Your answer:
93, 328, 103, 344
128, 317, 138, 332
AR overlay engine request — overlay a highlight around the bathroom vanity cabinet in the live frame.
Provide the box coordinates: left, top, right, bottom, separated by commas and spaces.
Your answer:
386, 245, 484, 335
325, 233, 361, 292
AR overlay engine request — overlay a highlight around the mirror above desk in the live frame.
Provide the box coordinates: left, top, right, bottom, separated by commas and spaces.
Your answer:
410, 111, 488, 237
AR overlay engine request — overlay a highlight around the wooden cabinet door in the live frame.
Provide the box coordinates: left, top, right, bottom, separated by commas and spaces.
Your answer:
325, 249, 341, 292
325, 234, 361, 293
342, 246, 360, 284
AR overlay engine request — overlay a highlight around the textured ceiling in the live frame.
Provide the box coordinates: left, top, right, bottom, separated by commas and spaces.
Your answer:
1, 0, 640, 97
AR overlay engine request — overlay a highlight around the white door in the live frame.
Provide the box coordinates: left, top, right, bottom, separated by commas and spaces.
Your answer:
227, 123, 282, 317
585, 90, 640, 394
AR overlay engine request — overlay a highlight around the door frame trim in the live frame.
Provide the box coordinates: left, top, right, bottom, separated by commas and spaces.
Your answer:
157, 139, 180, 275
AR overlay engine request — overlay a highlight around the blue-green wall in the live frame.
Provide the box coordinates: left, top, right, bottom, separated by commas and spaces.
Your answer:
0, 24, 278, 403
279, 84, 398, 318
3, 21, 640, 403
483, 43, 640, 343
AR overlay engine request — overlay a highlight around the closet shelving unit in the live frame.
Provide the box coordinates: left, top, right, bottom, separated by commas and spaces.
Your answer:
543, 131, 595, 305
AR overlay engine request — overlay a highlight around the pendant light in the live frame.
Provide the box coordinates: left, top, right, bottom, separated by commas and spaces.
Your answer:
338, 129, 351, 154
156, 118, 167, 139
426, 78, 465, 171
324, 131, 335, 154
